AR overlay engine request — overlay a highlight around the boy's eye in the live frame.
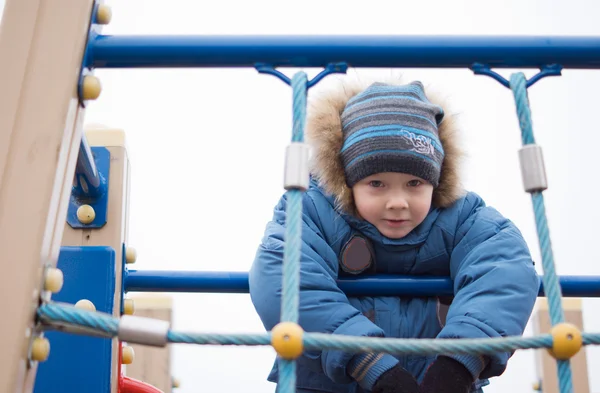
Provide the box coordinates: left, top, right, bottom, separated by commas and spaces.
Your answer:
407, 180, 422, 187
369, 180, 383, 188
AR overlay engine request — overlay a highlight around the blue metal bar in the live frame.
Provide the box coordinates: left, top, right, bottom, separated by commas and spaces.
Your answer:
74, 135, 104, 198
88, 35, 600, 69
125, 270, 250, 293
124, 270, 600, 297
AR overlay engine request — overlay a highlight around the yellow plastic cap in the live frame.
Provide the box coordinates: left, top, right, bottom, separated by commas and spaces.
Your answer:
77, 204, 96, 224
122, 346, 135, 364
172, 377, 181, 388
123, 299, 135, 315
75, 299, 96, 312
549, 322, 582, 360
125, 247, 137, 264
31, 337, 50, 362
44, 268, 64, 293
271, 322, 304, 360
96, 4, 112, 24
82, 76, 102, 100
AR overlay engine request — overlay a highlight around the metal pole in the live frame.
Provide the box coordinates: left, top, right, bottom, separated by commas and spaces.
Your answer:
124, 270, 600, 297
89, 35, 600, 69
73, 134, 104, 198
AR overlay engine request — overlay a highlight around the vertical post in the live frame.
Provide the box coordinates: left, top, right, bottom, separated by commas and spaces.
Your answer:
124, 294, 174, 393
0, 0, 95, 392
61, 125, 133, 393
532, 298, 590, 393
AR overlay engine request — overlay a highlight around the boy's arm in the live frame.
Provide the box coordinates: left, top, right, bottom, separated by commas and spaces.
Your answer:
249, 190, 399, 389
436, 192, 539, 380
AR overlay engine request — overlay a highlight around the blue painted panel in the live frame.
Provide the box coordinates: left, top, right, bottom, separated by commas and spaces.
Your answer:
34, 246, 116, 393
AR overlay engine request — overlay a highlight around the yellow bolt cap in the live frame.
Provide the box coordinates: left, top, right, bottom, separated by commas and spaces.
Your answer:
123, 299, 135, 315
75, 299, 96, 312
122, 346, 135, 364
549, 322, 582, 360
44, 268, 63, 293
271, 322, 304, 360
172, 377, 181, 388
82, 76, 102, 100
31, 337, 50, 362
77, 204, 96, 224
96, 4, 112, 24
125, 247, 137, 264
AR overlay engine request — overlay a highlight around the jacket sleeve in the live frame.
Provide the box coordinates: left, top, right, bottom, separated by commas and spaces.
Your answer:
436, 192, 540, 380
248, 189, 399, 389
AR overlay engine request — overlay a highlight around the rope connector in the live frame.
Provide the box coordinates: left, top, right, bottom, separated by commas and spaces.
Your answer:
271, 322, 304, 360
284, 142, 311, 191
549, 322, 582, 360
518, 144, 548, 193
118, 315, 170, 347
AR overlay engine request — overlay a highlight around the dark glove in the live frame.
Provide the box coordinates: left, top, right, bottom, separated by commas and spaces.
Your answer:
372, 364, 419, 393
419, 356, 473, 393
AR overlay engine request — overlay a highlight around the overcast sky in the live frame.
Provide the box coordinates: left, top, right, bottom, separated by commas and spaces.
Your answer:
3, 0, 600, 392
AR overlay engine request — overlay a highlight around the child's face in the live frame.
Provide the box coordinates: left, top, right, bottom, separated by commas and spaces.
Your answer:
352, 172, 433, 239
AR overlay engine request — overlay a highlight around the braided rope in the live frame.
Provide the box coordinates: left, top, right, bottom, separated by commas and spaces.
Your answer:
167, 331, 271, 346
282, 71, 307, 324
509, 72, 572, 393
303, 333, 553, 354
583, 333, 600, 345
167, 331, 554, 354
38, 303, 118, 334
38, 302, 600, 355
278, 71, 308, 393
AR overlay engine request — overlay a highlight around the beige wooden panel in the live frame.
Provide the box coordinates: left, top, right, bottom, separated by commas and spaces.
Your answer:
61, 126, 132, 393
124, 294, 174, 393
532, 298, 589, 393
0, 0, 95, 392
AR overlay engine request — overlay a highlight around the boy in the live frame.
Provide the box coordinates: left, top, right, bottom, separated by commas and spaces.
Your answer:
249, 78, 539, 393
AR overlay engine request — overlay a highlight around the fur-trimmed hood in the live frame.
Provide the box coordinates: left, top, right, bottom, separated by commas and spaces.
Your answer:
306, 75, 465, 216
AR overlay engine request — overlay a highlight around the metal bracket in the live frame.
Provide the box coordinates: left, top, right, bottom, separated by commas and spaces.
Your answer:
255, 62, 348, 88
471, 63, 563, 88
67, 146, 110, 229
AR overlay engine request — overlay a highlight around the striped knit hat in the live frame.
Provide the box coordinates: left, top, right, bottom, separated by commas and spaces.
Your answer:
340, 81, 445, 188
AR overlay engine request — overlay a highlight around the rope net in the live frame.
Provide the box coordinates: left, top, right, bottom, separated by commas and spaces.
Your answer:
36, 70, 591, 393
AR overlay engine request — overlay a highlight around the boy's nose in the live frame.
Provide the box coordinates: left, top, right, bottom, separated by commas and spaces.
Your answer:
386, 195, 409, 210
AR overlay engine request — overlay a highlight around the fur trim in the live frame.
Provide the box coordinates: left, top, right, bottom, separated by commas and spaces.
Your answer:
306, 75, 465, 216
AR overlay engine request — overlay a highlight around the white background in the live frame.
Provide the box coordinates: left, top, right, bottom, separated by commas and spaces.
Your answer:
2, 0, 600, 392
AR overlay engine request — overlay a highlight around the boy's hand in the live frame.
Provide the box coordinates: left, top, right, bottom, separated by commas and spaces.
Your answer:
419, 356, 473, 393
372, 364, 419, 393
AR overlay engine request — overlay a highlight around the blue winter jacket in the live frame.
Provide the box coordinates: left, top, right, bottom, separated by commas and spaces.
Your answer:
249, 178, 539, 393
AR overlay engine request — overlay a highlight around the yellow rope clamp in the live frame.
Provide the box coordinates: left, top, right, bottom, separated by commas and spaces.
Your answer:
271, 322, 304, 360
549, 323, 582, 360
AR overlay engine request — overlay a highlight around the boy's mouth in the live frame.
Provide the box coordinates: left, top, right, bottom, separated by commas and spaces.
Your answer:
384, 219, 408, 227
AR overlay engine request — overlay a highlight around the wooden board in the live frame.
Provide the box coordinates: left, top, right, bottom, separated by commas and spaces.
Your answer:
0, 0, 95, 391
124, 294, 174, 393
